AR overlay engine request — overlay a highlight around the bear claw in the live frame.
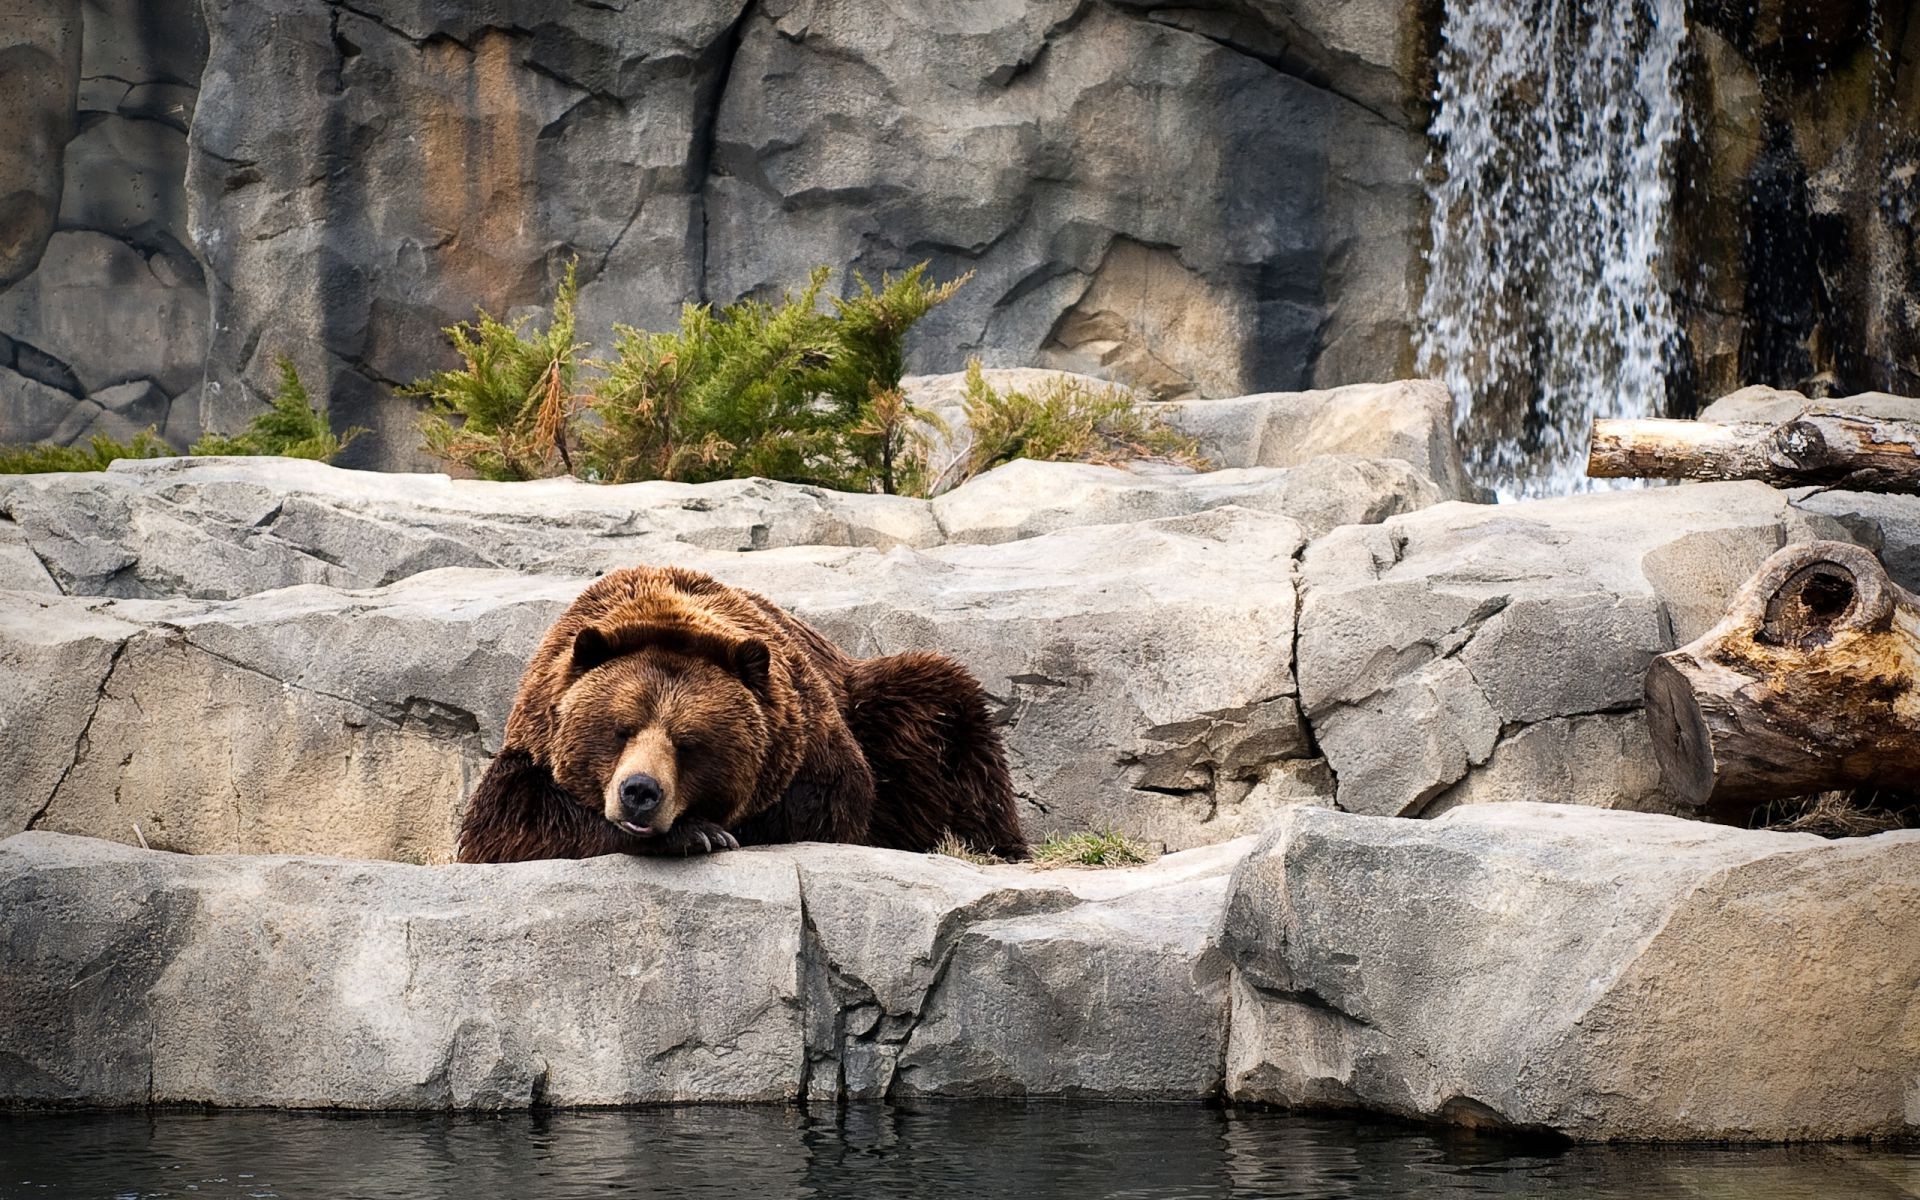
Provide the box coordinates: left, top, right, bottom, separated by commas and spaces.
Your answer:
661, 820, 740, 856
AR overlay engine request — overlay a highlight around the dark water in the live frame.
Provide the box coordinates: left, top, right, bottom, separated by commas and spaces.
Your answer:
3, 1105, 1917, 1200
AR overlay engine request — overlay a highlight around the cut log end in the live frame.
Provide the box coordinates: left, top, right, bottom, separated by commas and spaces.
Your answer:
1643, 540, 1920, 823
1644, 655, 1716, 809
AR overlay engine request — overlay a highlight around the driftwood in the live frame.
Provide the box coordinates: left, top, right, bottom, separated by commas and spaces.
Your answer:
1587, 411, 1920, 492
1644, 540, 1920, 822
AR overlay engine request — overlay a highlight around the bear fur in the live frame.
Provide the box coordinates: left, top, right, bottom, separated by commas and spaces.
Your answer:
456, 565, 1028, 863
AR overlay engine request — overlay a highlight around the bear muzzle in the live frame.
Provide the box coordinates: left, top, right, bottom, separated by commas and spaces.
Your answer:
610, 772, 665, 835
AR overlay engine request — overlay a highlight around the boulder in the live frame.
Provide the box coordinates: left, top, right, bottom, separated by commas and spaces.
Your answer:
1698, 385, 1920, 424
0, 830, 805, 1107
1221, 803, 1920, 1142
930, 456, 1447, 544
3, 496, 1316, 858
1296, 481, 1856, 818
1160, 380, 1478, 501
0, 456, 941, 600
0, 830, 1244, 1107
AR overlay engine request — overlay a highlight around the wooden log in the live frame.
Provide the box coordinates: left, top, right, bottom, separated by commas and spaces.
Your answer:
1644, 540, 1920, 822
1587, 411, 1920, 492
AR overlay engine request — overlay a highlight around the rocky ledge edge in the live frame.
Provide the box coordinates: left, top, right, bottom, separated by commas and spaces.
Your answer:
5, 802, 1915, 1144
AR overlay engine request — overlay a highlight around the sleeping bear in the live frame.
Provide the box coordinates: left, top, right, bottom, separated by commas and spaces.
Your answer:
455, 565, 1028, 862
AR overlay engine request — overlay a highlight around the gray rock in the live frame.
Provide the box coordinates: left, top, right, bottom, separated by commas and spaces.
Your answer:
0, 456, 941, 599
49, 378, 169, 443
931, 456, 1446, 544
1296, 481, 1857, 817
0, 364, 78, 444
708, 3, 1422, 410
1160, 380, 1478, 500
1, 830, 1246, 1107
1698, 385, 1920, 424
0, 0, 79, 287
1222, 803, 1920, 1142
0, 830, 805, 1107
3, 490, 1314, 858
0, 229, 206, 397
186, 0, 747, 469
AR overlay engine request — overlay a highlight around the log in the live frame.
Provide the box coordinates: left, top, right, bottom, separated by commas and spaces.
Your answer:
1587, 411, 1920, 492
1644, 540, 1920, 822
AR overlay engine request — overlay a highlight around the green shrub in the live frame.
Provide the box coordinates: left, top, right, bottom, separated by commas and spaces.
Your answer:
1030, 828, 1155, 868
0, 358, 356, 474
410, 261, 583, 481
0, 430, 172, 474
939, 359, 1204, 492
586, 264, 964, 493
191, 357, 362, 461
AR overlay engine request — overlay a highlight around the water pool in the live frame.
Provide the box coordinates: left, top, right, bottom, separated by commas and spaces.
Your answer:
4, 1104, 1915, 1199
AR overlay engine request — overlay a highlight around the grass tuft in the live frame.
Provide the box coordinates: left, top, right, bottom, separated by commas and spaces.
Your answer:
930, 831, 1005, 866
1029, 828, 1155, 869
931, 359, 1205, 494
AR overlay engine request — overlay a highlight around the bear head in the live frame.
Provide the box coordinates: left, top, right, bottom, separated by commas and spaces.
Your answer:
547, 616, 774, 841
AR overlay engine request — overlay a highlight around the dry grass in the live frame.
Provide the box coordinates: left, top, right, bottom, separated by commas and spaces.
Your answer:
1759, 789, 1920, 838
930, 831, 1004, 866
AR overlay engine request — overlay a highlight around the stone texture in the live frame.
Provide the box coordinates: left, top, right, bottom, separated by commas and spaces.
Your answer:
0, 830, 1244, 1107
0, 830, 805, 1107
1698, 384, 1920, 424
0, 0, 1429, 465
1, 458, 1345, 858
1675, 7, 1920, 404
1160, 380, 1478, 501
930, 456, 1447, 544
1221, 803, 1920, 1142
0, 456, 941, 600
1295, 481, 1857, 817
0, 0, 80, 288
706, 2, 1423, 404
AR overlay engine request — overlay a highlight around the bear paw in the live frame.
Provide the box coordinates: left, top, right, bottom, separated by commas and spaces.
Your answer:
658, 819, 741, 857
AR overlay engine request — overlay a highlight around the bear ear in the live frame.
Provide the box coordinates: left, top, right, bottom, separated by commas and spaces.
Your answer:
571, 625, 624, 675
731, 638, 771, 699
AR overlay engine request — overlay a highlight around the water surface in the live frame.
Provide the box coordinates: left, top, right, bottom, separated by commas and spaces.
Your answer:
4, 1104, 1916, 1199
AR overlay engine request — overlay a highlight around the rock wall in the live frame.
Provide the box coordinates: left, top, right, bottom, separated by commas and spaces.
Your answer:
7, 806, 1916, 1140
0, 0, 1430, 469
10, 380, 1920, 864
1674, 0, 1920, 405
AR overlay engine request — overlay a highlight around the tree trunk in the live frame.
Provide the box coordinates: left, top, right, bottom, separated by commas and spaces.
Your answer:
1644, 540, 1920, 822
1588, 412, 1920, 492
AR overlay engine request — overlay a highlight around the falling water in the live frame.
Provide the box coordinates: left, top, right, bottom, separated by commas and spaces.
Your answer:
1419, 0, 1689, 497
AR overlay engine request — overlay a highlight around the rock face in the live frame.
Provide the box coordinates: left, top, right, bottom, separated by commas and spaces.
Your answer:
1676, 7, 1920, 405
7, 443, 1476, 858
8, 805, 1916, 1141
0, 830, 1243, 1107
11, 446, 1920, 861
1296, 480, 1857, 818
0, 0, 1429, 467
1221, 803, 1920, 1142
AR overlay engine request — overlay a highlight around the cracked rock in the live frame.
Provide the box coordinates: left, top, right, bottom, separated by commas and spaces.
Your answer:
1, 475, 1319, 858
1, 831, 1248, 1107
1296, 481, 1859, 817
1221, 803, 1920, 1141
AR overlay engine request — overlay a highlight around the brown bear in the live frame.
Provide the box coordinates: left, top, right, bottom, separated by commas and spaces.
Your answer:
455, 565, 1028, 863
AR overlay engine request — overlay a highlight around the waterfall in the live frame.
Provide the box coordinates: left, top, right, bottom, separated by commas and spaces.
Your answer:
1418, 0, 1689, 497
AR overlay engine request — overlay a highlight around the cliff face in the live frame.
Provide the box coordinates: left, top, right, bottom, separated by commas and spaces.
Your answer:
0, 0, 1430, 469
5, 1, 1917, 472
1674, 0, 1920, 409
